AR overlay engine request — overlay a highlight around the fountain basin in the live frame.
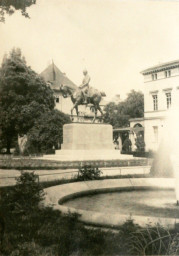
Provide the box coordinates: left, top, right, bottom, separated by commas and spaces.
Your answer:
43, 178, 179, 228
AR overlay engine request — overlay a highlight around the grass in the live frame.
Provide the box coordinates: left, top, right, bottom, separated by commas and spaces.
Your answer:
2, 201, 178, 256
0, 172, 179, 255
0, 156, 152, 170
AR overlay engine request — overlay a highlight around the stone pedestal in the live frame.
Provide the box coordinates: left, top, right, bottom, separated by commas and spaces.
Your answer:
61, 123, 114, 150
42, 123, 134, 161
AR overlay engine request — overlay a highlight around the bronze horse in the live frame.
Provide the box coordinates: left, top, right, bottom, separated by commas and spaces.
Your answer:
60, 85, 106, 122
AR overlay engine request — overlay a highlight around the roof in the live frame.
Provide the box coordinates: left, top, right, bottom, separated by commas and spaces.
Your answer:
141, 59, 179, 75
40, 63, 77, 91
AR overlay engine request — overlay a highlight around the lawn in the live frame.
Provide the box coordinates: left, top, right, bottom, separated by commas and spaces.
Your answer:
0, 156, 152, 170
0, 169, 178, 256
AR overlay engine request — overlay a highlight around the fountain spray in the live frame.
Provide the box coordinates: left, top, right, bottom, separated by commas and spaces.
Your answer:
167, 87, 179, 205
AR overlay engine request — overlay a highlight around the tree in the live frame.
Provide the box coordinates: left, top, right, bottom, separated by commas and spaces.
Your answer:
124, 90, 144, 118
0, 0, 36, 22
135, 134, 145, 152
3, 172, 45, 214
0, 48, 55, 153
26, 109, 71, 154
104, 90, 144, 128
103, 102, 130, 128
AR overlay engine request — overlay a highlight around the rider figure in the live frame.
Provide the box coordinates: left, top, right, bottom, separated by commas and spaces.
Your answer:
79, 69, 90, 104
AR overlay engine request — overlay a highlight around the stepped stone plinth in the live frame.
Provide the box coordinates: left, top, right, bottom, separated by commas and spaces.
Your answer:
42, 123, 134, 161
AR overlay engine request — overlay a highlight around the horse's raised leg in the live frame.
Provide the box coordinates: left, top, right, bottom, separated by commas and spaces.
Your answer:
97, 105, 104, 122
97, 104, 103, 116
92, 106, 97, 123
71, 105, 76, 121
75, 105, 79, 122
71, 103, 79, 122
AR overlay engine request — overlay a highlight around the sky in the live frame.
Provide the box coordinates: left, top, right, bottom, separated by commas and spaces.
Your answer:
1, 0, 179, 100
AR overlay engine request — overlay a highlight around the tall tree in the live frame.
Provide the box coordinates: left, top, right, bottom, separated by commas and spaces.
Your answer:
0, 48, 55, 153
27, 109, 71, 154
103, 102, 129, 128
0, 0, 36, 22
124, 90, 144, 118
104, 90, 144, 128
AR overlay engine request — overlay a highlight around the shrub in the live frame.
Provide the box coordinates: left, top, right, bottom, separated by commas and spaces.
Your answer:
127, 223, 172, 255
135, 135, 145, 152
0, 172, 45, 216
9, 242, 56, 256
77, 165, 102, 181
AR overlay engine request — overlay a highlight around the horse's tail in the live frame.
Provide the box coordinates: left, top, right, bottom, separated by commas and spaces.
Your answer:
100, 91, 106, 97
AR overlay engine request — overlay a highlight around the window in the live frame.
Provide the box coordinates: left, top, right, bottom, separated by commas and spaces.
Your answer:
151, 73, 157, 80
152, 73, 157, 80
153, 126, 158, 143
152, 94, 158, 111
165, 70, 171, 78
166, 92, 171, 109
55, 95, 60, 103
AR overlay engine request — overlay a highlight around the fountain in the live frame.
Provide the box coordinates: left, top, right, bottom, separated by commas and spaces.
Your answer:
44, 178, 179, 228
43, 88, 179, 228
43, 101, 179, 228
166, 88, 179, 206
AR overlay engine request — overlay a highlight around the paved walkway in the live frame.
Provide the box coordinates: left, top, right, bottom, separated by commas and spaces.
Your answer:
0, 166, 150, 187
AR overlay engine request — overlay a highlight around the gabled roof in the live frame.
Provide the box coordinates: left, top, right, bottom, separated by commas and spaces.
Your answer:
40, 63, 77, 91
141, 59, 179, 75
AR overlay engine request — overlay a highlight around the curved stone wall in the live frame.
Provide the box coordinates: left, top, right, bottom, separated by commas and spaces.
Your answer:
43, 178, 179, 228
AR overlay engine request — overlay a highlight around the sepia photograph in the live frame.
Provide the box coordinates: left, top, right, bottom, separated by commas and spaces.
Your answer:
0, 0, 179, 255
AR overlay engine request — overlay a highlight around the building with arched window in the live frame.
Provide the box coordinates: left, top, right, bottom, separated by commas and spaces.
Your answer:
141, 60, 179, 151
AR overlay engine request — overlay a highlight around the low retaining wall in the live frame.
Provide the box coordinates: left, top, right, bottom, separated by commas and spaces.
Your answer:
44, 178, 179, 229
0, 166, 150, 187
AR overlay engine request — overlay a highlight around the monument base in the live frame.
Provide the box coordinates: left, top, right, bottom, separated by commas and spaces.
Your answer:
42, 123, 134, 161
43, 149, 134, 161
61, 123, 114, 150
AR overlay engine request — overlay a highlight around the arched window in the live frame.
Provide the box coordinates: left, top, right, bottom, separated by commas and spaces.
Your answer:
133, 123, 143, 128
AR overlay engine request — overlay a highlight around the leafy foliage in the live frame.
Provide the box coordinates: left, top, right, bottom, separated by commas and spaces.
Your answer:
103, 102, 130, 128
77, 165, 102, 181
104, 90, 144, 128
0, 48, 55, 153
122, 137, 132, 152
124, 90, 144, 118
0, 173, 179, 255
135, 134, 145, 152
0, 172, 45, 215
127, 224, 173, 255
26, 109, 71, 154
0, 0, 36, 22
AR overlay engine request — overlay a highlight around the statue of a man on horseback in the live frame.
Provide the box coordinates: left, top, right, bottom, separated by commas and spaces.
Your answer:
60, 69, 106, 123
79, 69, 90, 104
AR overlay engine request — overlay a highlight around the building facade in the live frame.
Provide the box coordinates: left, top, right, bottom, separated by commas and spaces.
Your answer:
40, 62, 76, 114
141, 60, 179, 151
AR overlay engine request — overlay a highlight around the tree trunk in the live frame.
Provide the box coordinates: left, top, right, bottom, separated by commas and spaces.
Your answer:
6, 137, 11, 154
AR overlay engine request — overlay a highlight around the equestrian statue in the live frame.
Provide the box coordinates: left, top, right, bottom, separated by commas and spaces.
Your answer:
60, 69, 106, 123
